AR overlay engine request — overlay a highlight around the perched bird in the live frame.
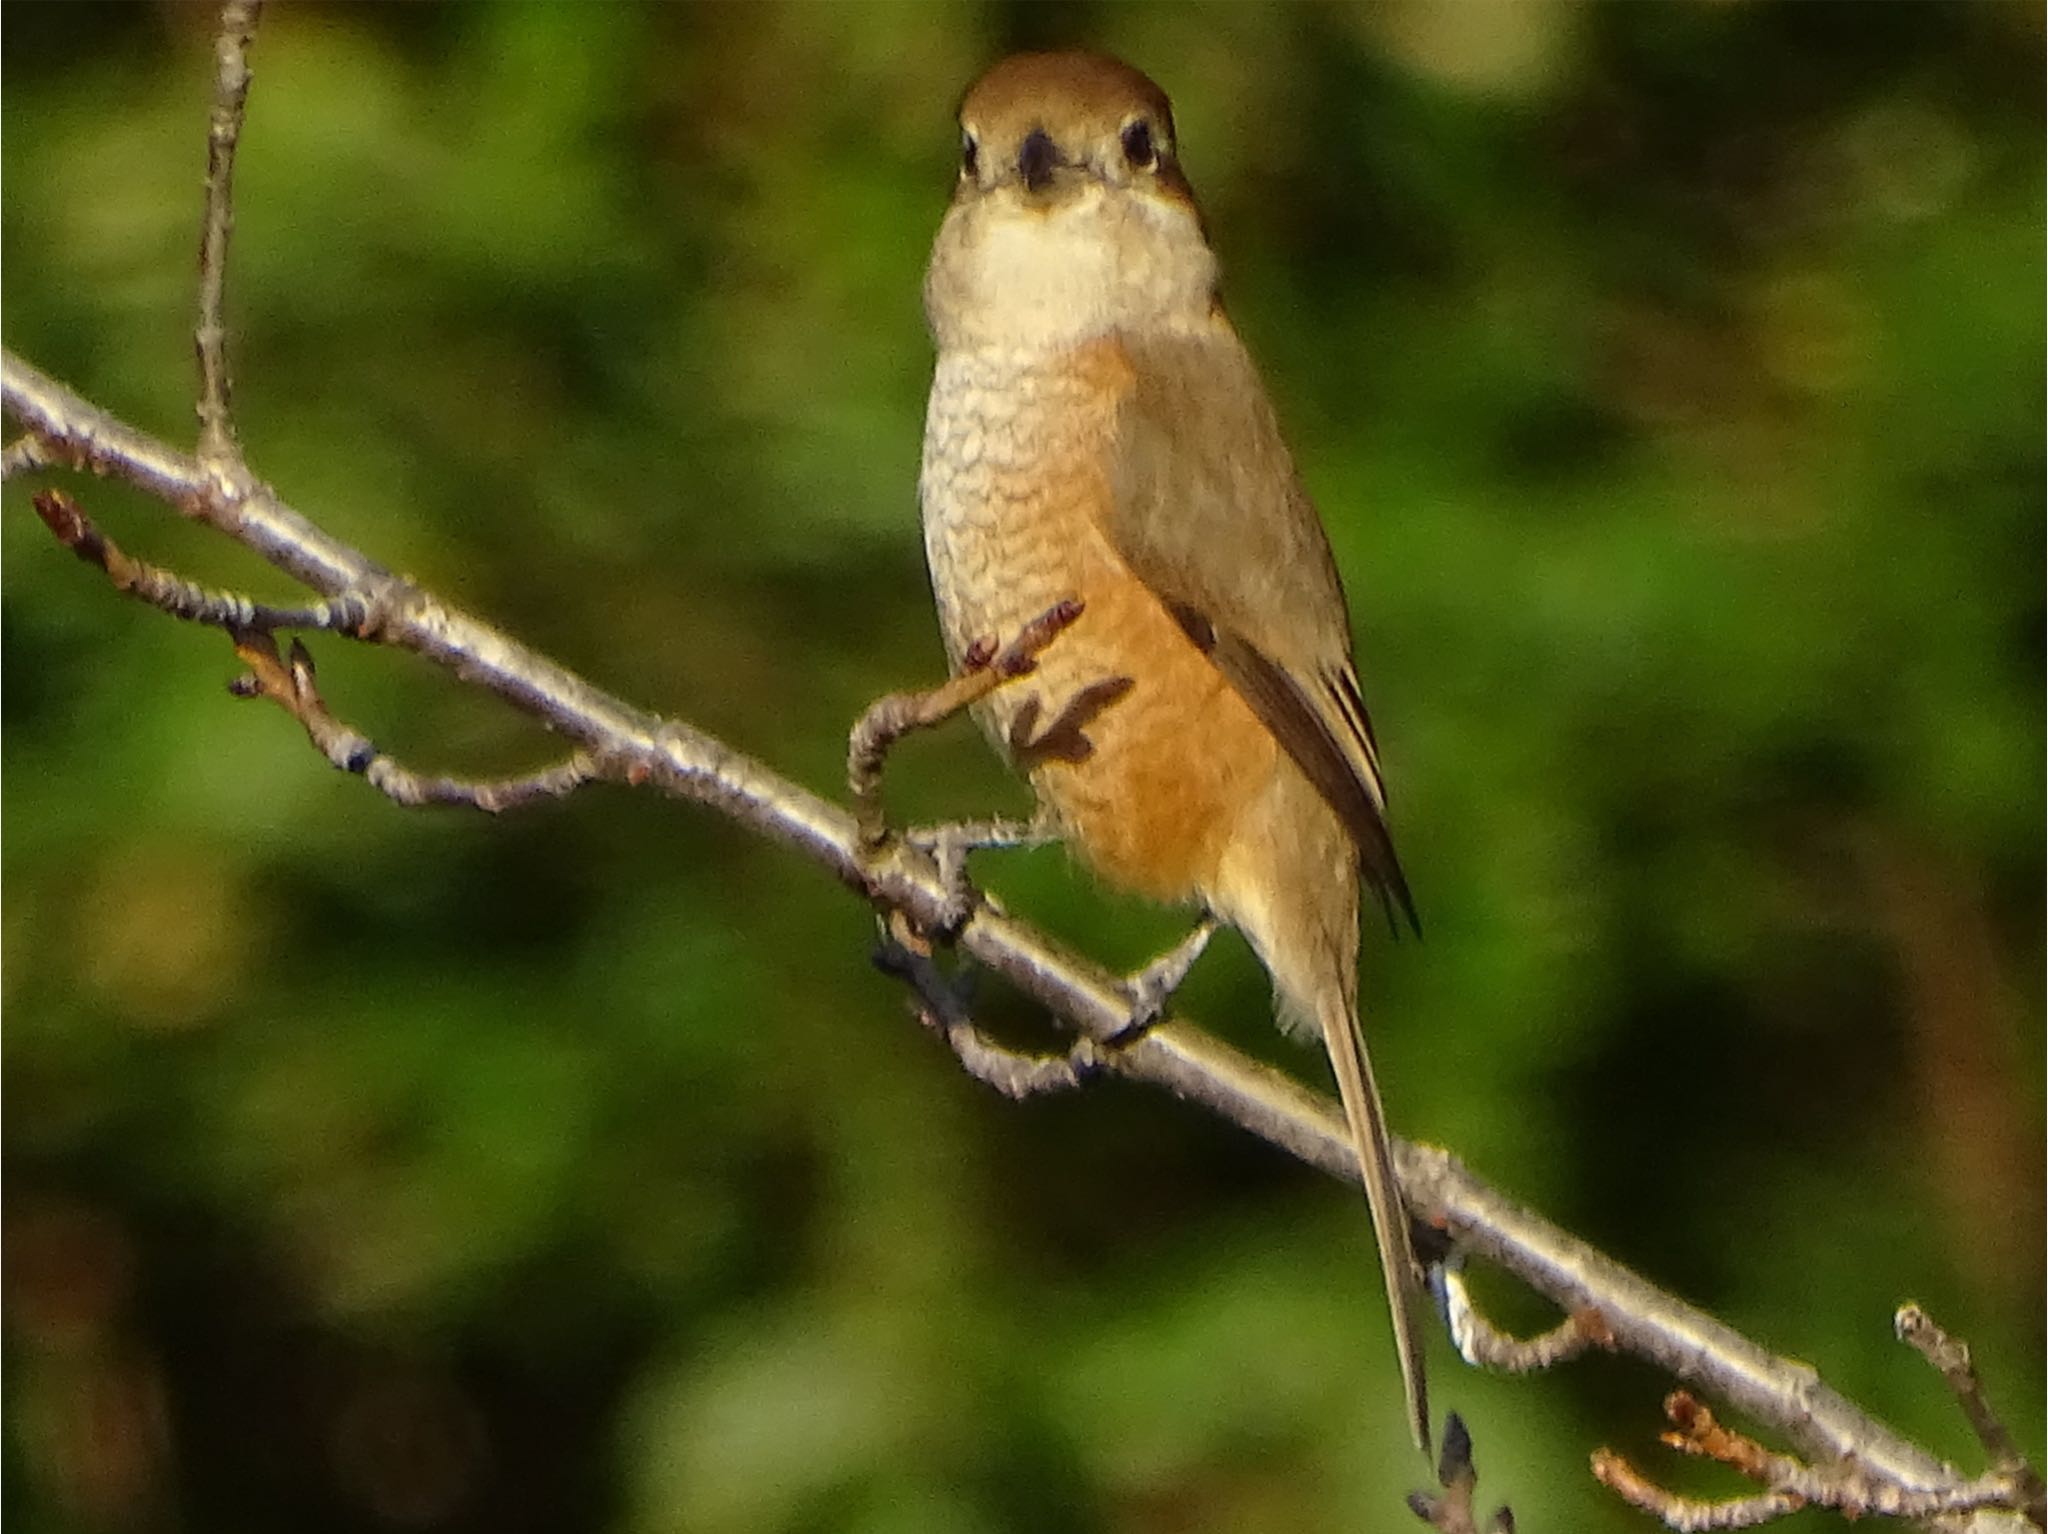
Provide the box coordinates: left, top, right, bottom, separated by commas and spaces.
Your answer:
918, 52, 1429, 1448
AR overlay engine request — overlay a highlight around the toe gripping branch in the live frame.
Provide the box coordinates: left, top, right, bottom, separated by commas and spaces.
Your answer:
850, 600, 1126, 1097
848, 598, 1081, 947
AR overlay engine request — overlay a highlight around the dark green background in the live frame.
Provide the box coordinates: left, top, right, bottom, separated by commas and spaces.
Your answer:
4, 4, 2041, 1531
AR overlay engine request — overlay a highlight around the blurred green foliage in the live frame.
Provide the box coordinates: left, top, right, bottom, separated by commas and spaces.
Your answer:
4, 3, 2041, 1531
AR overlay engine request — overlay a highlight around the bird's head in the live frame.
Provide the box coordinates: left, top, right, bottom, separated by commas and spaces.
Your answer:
926, 52, 1218, 352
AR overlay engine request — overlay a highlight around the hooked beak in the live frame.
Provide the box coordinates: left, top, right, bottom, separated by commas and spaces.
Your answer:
1016, 128, 1058, 194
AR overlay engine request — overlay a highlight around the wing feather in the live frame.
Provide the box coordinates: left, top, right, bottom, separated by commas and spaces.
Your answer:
1104, 323, 1417, 932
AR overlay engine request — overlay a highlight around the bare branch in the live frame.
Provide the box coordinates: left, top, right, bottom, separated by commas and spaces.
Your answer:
1440, 1265, 1615, 1373
926, 1006, 1110, 1099
227, 629, 604, 812
1659, 1392, 1827, 1492
7, 346, 2030, 1526
1596, 1390, 2038, 1530
1592, 1448, 1805, 1531
30, 483, 589, 814
195, 0, 259, 477
874, 932, 1109, 1100
1897, 1304, 2047, 1524
1410, 1123, 1965, 1501
3, 14, 2036, 1524
33, 487, 366, 633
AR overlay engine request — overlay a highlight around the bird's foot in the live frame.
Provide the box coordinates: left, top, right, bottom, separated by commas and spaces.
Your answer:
903, 812, 1056, 935
1109, 915, 1219, 1045
847, 600, 1085, 852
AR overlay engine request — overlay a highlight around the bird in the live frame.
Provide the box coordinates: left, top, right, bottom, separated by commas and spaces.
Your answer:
917, 51, 1430, 1449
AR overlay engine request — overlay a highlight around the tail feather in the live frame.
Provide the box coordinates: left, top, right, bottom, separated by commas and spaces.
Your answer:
1318, 989, 1431, 1453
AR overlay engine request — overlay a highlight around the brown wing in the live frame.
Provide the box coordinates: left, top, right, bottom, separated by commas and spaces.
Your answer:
1106, 322, 1417, 933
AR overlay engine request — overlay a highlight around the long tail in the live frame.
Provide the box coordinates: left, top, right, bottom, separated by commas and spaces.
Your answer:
1319, 988, 1431, 1452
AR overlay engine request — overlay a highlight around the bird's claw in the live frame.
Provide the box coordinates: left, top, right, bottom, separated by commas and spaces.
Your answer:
1108, 915, 1218, 1045
903, 814, 1052, 937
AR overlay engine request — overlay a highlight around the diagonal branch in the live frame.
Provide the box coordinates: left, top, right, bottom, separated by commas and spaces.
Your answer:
6, 346, 2029, 1531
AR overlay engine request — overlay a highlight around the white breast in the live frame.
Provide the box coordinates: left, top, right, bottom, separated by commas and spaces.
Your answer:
920, 347, 1089, 670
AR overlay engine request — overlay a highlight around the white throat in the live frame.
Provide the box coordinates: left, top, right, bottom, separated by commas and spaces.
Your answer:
924, 181, 1217, 356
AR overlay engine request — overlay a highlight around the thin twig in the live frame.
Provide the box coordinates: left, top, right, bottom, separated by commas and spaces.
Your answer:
1440, 1265, 1615, 1373
906, 815, 1044, 848
1659, 1392, 1822, 1490
3, 433, 49, 481
1596, 1389, 2040, 1530
1896, 1305, 2047, 1526
230, 630, 605, 812
874, 935, 1108, 1100
1592, 1449, 1805, 1531
195, 0, 259, 477
1897, 1306, 2041, 1480
33, 488, 370, 633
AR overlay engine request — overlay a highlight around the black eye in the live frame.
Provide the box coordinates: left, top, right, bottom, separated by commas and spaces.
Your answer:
960, 131, 979, 178
1120, 119, 1157, 170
